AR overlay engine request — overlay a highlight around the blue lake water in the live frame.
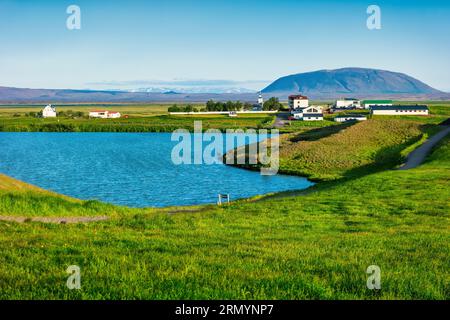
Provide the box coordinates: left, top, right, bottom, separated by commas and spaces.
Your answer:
0, 132, 313, 207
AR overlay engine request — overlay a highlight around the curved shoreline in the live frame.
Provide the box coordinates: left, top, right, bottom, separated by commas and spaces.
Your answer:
2, 122, 446, 212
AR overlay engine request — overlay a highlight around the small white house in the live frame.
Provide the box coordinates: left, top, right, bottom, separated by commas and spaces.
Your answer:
42, 104, 57, 118
89, 110, 108, 118
89, 110, 121, 119
370, 105, 429, 116
288, 94, 309, 110
335, 98, 361, 109
293, 106, 323, 121
334, 114, 367, 122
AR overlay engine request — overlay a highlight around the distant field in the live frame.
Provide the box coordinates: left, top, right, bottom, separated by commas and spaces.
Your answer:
0, 101, 448, 132
0, 114, 275, 132
0, 103, 278, 132
0, 104, 173, 117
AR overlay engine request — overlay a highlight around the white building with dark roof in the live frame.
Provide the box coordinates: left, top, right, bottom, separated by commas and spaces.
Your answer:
89, 110, 122, 119
370, 105, 429, 116
293, 106, 323, 121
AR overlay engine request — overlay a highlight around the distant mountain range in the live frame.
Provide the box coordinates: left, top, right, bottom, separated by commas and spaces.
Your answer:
0, 86, 257, 103
1, 68, 449, 103
262, 68, 445, 99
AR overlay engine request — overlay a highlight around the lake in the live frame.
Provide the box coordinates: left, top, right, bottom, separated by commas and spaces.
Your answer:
0, 132, 313, 207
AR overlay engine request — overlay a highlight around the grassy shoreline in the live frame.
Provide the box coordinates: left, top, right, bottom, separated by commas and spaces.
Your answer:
228, 119, 443, 182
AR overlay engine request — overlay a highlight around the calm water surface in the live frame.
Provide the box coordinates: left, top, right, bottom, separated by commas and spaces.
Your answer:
0, 132, 313, 207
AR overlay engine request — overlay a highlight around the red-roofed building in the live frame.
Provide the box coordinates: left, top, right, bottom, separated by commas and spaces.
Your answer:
89, 110, 121, 119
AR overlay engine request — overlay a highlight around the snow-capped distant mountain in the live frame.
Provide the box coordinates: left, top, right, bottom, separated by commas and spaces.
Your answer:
128, 87, 257, 94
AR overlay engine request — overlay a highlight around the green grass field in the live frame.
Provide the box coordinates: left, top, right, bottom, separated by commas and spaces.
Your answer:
278, 119, 440, 180
0, 104, 173, 117
0, 103, 276, 132
0, 102, 449, 299
0, 114, 274, 132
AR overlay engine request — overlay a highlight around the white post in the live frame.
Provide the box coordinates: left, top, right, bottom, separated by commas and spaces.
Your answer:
218, 194, 230, 205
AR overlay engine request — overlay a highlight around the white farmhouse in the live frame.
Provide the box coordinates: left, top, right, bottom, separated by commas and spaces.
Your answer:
370, 105, 429, 116
335, 98, 361, 109
293, 106, 323, 121
89, 110, 108, 118
288, 94, 309, 111
42, 104, 57, 118
334, 114, 367, 122
89, 110, 121, 119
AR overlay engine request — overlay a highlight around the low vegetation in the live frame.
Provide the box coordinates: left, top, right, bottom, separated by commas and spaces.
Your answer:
278, 119, 440, 180
0, 114, 275, 132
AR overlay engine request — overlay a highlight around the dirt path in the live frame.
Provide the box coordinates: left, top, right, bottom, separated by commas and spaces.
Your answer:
273, 112, 290, 128
0, 215, 109, 224
399, 126, 450, 170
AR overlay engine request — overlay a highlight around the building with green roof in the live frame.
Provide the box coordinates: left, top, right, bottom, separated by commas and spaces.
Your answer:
362, 100, 393, 109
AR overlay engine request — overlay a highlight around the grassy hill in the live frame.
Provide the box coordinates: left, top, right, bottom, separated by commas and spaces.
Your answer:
0, 122, 448, 299
0, 174, 131, 218
278, 119, 438, 180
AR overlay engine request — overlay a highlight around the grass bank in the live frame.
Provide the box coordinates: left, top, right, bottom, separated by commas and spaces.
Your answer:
277, 119, 440, 180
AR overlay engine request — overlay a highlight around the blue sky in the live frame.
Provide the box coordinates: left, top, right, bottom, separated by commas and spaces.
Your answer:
0, 0, 449, 91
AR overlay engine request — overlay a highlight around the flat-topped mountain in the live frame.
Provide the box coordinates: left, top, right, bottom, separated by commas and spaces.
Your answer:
262, 68, 442, 97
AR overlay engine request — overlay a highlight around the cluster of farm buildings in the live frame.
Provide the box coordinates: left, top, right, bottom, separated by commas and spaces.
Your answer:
288, 95, 430, 122
41, 105, 122, 119
40, 95, 430, 122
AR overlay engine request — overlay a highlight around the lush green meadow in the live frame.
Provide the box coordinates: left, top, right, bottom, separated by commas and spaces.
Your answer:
0, 101, 448, 133
0, 101, 448, 299
0, 114, 274, 132
278, 119, 439, 180
0, 103, 276, 132
0, 104, 173, 117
